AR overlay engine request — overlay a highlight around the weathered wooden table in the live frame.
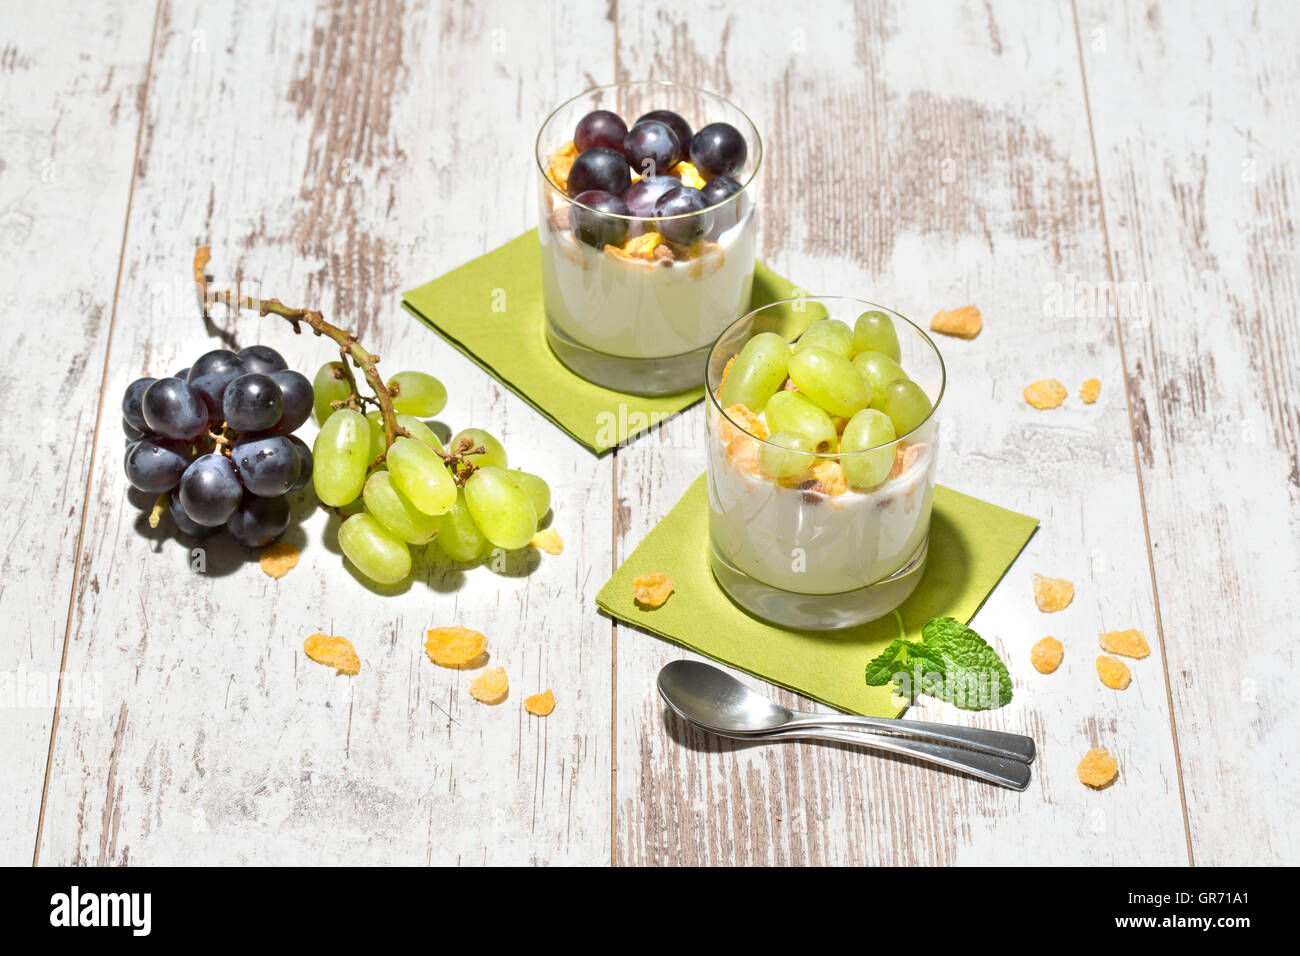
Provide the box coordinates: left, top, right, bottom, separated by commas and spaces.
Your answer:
3, 0, 1296, 866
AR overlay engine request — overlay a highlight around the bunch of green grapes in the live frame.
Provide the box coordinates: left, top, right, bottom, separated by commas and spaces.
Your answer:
311, 364, 552, 585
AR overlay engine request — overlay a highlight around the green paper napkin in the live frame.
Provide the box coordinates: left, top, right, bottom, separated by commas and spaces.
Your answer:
402, 229, 804, 455
596, 475, 1038, 718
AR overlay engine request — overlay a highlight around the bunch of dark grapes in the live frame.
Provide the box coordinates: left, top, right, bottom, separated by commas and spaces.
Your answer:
122, 345, 314, 547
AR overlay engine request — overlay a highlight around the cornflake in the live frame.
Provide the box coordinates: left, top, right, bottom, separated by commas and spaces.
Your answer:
1030, 636, 1064, 674
1099, 627, 1150, 659
303, 634, 360, 676
670, 161, 707, 189
531, 528, 564, 555
1024, 379, 1067, 409
723, 403, 768, 441
718, 356, 736, 389
1080, 378, 1101, 403
1096, 655, 1132, 690
929, 305, 982, 339
807, 459, 848, 496
606, 231, 664, 262
469, 667, 509, 704
525, 689, 556, 717
1032, 574, 1074, 613
1077, 747, 1119, 789
633, 572, 674, 609
259, 540, 300, 579
425, 626, 488, 668
546, 141, 578, 192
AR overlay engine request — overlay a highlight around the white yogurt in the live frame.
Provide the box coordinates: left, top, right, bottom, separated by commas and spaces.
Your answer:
540, 204, 757, 359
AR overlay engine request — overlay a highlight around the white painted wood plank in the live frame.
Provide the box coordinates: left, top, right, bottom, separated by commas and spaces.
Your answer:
1077, 0, 1300, 865
612, 0, 1189, 865
38, 0, 616, 865
0, 0, 156, 865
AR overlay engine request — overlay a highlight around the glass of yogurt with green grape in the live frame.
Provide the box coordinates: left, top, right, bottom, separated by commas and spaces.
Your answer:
536, 80, 761, 394
705, 296, 945, 630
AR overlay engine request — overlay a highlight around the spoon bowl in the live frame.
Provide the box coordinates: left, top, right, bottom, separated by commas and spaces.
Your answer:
658, 659, 793, 733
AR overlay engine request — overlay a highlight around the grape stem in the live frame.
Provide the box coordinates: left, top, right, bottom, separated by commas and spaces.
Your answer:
437, 437, 487, 486
194, 246, 409, 453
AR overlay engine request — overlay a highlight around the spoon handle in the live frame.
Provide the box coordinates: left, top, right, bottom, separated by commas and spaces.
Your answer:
786, 713, 1036, 763
776, 726, 1032, 790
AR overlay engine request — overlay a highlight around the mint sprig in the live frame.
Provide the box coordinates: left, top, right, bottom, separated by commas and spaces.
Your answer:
865, 616, 1013, 711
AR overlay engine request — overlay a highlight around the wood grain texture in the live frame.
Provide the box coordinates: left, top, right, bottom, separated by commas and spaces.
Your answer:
0, 0, 157, 865
1077, 0, 1300, 864
611, 0, 1189, 865
36, 0, 616, 865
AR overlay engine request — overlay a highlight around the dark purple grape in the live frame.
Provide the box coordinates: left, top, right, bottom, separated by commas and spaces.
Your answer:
173, 367, 190, 380
634, 110, 692, 156
122, 377, 156, 431
123, 416, 145, 440
142, 378, 208, 439
124, 437, 193, 493
167, 491, 218, 538
567, 146, 631, 197
237, 345, 287, 375
571, 190, 630, 249
653, 185, 714, 244
689, 122, 747, 178
622, 176, 679, 218
268, 370, 313, 435
701, 175, 742, 207
223, 373, 283, 433
178, 454, 243, 526
287, 435, 313, 492
187, 349, 246, 421
574, 109, 627, 153
623, 121, 683, 179
226, 493, 291, 548
231, 434, 302, 497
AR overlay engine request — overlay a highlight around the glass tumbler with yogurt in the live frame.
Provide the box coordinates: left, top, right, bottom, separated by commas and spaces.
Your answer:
536, 81, 762, 394
705, 296, 945, 629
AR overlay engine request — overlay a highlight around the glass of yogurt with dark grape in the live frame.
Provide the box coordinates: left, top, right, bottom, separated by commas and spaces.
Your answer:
536, 81, 761, 394
705, 297, 946, 630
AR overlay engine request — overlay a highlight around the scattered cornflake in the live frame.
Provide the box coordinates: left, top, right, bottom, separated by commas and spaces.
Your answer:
1080, 378, 1101, 404
303, 634, 360, 676
1030, 636, 1064, 674
807, 458, 848, 496
424, 626, 488, 668
524, 689, 556, 717
929, 305, 982, 339
1077, 747, 1119, 789
723, 403, 768, 441
546, 141, 578, 192
1032, 574, 1075, 613
1024, 379, 1068, 409
1099, 627, 1150, 659
531, 528, 564, 555
469, 667, 509, 704
1096, 655, 1132, 690
606, 231, 664, 262
259, 540, 300, 579
718, 355, 736, 390
670, 161, 707, 189
632, 572, 674, 609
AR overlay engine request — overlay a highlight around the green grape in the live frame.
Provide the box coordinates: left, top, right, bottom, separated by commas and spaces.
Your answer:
390, 370, 447, 417
758, 430, 818, 479
786, 346, 872, 419
839, 409, 897, 490
762, 391, 838, 452
509, 470, 551, 519
794, 319, 854, 360
363, 471, 440, 544
365, 410, 388, 461
875, 380, 933, 436
437, 488, 490, 562
386, 437, 457, 516
312, 362, 351, 424
338, 512, 411, 585
852, 350, 910, 405
853, 310, 902, 362
398, 414, 443, 451
452, 428, 507, 469
464, 465, 537, 550
718, 332, 789, 413
312, 408, 370, 507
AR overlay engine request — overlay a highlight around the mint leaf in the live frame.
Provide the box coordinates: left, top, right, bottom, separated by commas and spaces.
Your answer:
863, 616, 1013, 711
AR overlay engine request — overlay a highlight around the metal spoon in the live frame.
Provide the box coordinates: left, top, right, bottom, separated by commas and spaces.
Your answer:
657, 660, 1035, 791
